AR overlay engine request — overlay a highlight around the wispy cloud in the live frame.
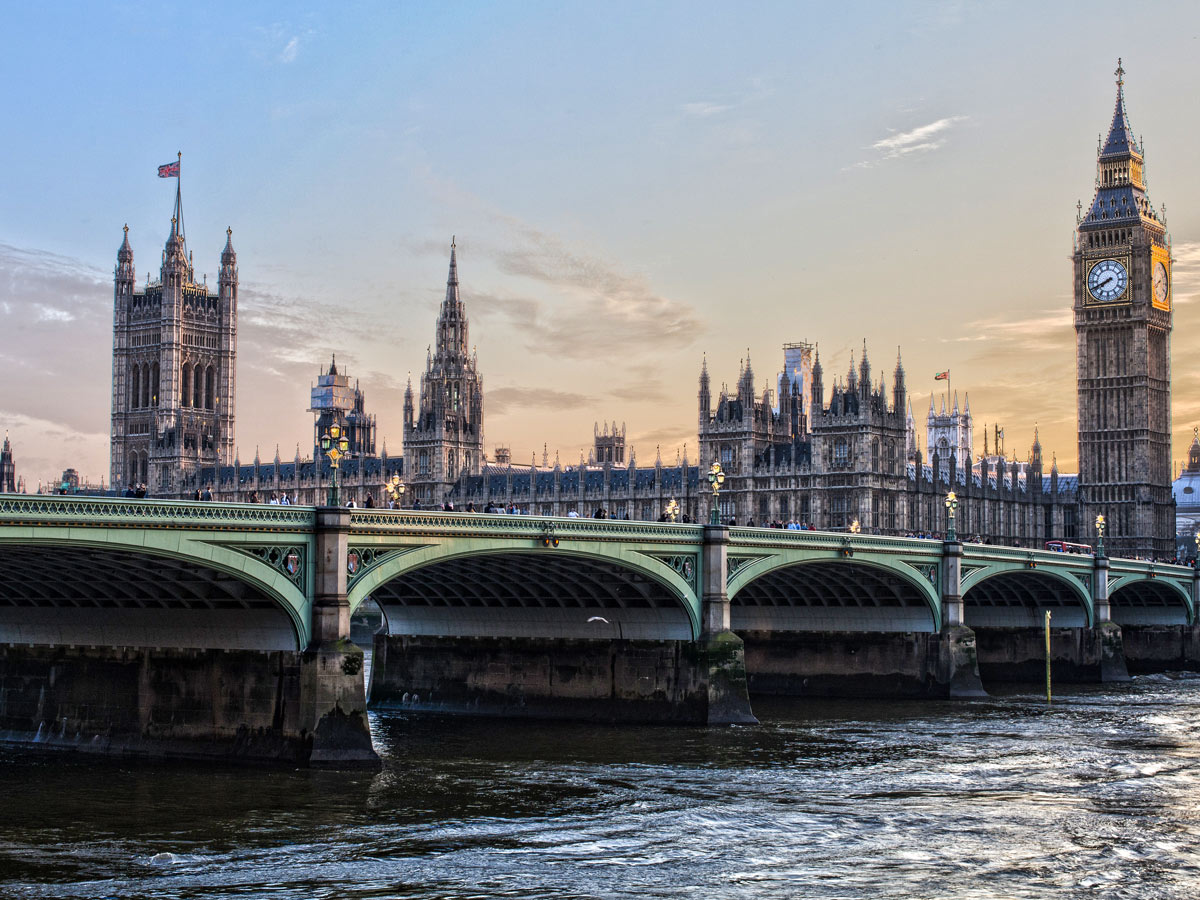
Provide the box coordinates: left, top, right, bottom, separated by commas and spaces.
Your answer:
1170, 241, 1200, 306
279, 36, 300, 63
488, 386, 596, 416
681, 101, 733, 118
472, 222, 702, 358
850, 116, 968, 169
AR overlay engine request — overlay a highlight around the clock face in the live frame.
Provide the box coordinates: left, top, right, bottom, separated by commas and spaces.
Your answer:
1088, 258, 1128, 302
1153, 261, 1169, 303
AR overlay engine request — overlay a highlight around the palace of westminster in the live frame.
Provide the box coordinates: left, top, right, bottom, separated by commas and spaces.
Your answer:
2, 64, 1189, 559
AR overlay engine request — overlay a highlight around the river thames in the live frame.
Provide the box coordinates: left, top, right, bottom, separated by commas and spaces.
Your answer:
1, 675, 1198, 899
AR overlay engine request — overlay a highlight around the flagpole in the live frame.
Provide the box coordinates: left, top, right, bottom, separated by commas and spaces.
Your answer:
175, 151, 183, 242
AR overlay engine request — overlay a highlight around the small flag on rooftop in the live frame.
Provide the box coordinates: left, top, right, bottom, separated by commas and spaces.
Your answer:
157, 161, 180, 178
934, 370, 949, 381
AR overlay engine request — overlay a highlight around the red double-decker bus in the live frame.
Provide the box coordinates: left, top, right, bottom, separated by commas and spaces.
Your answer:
1045, 540, 1092, 554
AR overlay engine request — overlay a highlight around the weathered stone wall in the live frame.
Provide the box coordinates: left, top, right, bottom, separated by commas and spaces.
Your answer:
370, 634, 756, 724
739, 627, 984, 698
972, 624, 1129, 683
1120, 624, 1200, 673
0, 643, 376, 767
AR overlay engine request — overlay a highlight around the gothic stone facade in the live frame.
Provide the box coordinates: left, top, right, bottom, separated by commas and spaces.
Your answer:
110, 186, 236, 495
403, 241, 485, 507
1074, 61, 1174, 558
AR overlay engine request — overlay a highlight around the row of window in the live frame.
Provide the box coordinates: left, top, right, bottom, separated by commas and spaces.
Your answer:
181, 362, 218, 410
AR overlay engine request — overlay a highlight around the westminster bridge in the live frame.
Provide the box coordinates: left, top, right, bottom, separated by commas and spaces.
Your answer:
1, 494, 1197, 767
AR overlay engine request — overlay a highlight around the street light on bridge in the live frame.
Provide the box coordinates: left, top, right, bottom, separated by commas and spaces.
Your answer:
707, 461, 725, 525
385, 474, 406, 509
1095, 514, 1106, 558
849, 519, 861, 534
944, 491, 958, 543
320, 423, 350, 507
664, 498, 679, 523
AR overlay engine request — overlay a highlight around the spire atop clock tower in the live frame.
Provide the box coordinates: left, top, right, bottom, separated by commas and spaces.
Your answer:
1074, 61, 1174, 558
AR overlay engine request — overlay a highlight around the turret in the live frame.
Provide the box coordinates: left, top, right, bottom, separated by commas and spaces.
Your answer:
739, 348, 755, 405
698, 354, 711, 428
893, 347, 906, 414
116, 224, 134, 284
859, 340, 871, 401
436, 237, 468, 362
811, 347, 824, 410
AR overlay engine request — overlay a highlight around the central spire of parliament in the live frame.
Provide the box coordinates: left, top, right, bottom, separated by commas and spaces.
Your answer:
403, 239, 485, 507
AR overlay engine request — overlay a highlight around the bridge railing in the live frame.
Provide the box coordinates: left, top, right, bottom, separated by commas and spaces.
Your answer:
349, 509, 705, 544
0, 493, 316, 531
1108, 557, 1195, 577
727, 526, 941, 555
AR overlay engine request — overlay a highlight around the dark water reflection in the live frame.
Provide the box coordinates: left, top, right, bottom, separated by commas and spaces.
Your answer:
2, 676, 1200, 898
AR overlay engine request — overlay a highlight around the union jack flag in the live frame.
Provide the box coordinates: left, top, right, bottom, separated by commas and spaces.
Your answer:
934, 370, 949, 381
157, 161, 180, 178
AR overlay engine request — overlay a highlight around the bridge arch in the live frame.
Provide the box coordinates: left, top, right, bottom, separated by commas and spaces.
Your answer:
962, 568, 1093, 628
0, 536, 309, 650
349, 543, 700, 641
728, 557, 941, 633
1109, 577, 1193, 626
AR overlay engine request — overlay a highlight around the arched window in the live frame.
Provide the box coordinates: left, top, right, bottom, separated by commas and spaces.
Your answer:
181, 363, 192, 408
447, 450, 457, 480
129, 453, 139, 484
130, 366, 141, 409
205, 365, 216, 409
193, 364, 204, 409
151, 362, 160, 407
141, 362, 151, 408
139, 452, 148, 484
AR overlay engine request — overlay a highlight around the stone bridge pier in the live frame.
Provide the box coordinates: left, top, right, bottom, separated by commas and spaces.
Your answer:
0, 497, 379, 769
365, 518, 757, 725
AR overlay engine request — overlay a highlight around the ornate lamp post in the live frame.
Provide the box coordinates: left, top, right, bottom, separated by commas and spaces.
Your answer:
1095, 513, 1106, 558
385, 473, 406, 509
850, 519, 861, 534
319, 423, 350, 507
664, 498, 679, 523
707, 461, 725, 525
1193, 530, 1199, 565
944, 491, 958, 542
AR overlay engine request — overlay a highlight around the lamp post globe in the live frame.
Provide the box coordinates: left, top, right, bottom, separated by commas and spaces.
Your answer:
386, 474, 406, 509
944, 491, 958, 543
664, 498, 679, 523
321, 423, 348, 507
707, 461, 725, 525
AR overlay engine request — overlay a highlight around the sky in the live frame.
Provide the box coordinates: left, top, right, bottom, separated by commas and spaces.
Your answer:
2, 1, 1200, 488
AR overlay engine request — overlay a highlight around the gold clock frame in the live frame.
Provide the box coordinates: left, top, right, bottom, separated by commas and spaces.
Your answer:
1151, 245, 1171, 311
1084, 255, 1132, 305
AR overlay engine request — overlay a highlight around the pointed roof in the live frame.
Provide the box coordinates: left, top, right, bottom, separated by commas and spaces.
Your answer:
445, 236, 459, 303
1081, 60, 1163, 231
1100, 59, 1138, 160
221, 226, 236, 265
118, 224, 133, 263
328, 354, 338, 376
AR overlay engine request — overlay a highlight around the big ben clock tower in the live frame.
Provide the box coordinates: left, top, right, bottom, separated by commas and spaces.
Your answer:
1075, 60, 1173, 559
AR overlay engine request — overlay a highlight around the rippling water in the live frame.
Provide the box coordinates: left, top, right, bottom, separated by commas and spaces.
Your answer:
2, 675, 1200, 899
